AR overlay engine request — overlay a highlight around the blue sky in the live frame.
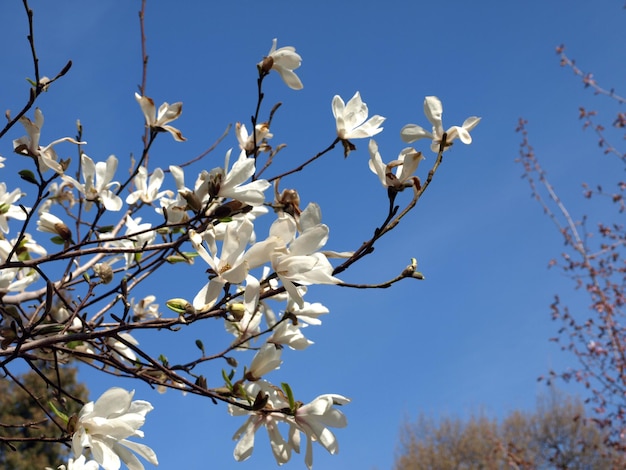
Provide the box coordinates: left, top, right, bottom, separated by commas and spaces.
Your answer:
1, 1, 625, 469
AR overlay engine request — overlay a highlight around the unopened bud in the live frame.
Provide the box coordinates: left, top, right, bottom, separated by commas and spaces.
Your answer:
93, 263, 113, 284
228, 303, 246, 321
55, 222, 72, 241
166, 298, 195, 315
225, 356, 238, 368
181, 190, 202, 213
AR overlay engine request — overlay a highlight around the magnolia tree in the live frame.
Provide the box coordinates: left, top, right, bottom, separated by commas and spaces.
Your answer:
0, 2, 480, 469
517, 43, 626, 450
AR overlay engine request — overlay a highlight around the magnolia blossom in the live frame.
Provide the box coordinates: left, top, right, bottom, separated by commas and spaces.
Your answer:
72, 387, 157, 470
368, 139, 423, 190
400, 96, 481, 152
13, 108, 84, 173
260, 38, 303, 90
229, 382, 349, 469
190, 219, 254, 310
38, 181, 77, 213
0, 238, 41, 292
268, 321, 313, 350
126, 166, 172, 205
236, 122, 273, 153
122, 215, 156, 268
46, 455, 100, 470
62, 154, 122, 211
135, 93, 186, 141
291, 394, 351, 469
0, 155, 5, 168
198, 149, 271, 207
247, 343, 283, 380
37, 211, 72, 240
225, 275, 263, 347
0, 183, 28, 233
108, 333, 140, 363
287, 300, 329, 326
245, 206, 340, 307
0, 266, 39, 292
130, 295, 160, 321
230, 381, 292, 465
332, 92, 385, 140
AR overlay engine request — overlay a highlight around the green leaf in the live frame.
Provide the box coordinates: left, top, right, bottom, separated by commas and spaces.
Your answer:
282, 382, 296, 411
221, 369, 233, 389
48, 401, 69, 423
195, 339, 205, 355
50, 235, 66, 245
18, 169, 38, 185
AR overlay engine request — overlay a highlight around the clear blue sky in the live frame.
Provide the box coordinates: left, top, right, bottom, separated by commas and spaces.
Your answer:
1, 1, 625, 469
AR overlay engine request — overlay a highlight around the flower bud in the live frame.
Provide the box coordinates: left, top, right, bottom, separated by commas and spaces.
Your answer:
180, 189, 202, 213
228, 302, 246, 321
166, 298, 195, 315
277, 188, 301, 217
93, 263, 114, 284
258, 56, 274, 75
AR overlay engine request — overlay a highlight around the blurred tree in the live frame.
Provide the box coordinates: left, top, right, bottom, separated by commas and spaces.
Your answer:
0, 364, 88, 470
517, 34, 626, 447
394, 391, 624, 469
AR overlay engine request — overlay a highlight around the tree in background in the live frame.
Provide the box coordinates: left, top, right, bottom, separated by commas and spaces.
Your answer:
517, 12, 626, 449
0, 365, 87, 469
394, 391, 624, 469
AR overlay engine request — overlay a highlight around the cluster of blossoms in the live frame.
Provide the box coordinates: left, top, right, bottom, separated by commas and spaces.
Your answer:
0, 35, 479, 470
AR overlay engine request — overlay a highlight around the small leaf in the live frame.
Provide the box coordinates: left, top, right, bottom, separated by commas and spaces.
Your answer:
282, 382, 296, 411
222, 369, 233, 389
18, 169, 38, 185
195, 339, 205, 355
48, 401, 69, 423
50, 235, 66, 245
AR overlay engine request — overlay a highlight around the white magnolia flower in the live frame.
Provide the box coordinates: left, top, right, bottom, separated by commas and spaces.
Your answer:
0, 155, 5, 168
130, 295, 160, 321
197, 149, 271, 207
287, 300, 329, 326
236, 122, 273, 153
0, 183, 28, 233
13, 108, 84, 173
291, 394, 351, 470
260, 38, 303, 90
401, 96, 481, 152
247, 343, 283, 380
245, 208, 340, 308
332, 92, 385, 140
225, 275, 262, 347
0, 266, 39, 293
229, 381, 292, 465
37, 211, 72, 240
269, 321, 313, 350
46, 455, 100, 470
62, 154, 122, 211
368, 139, 423, 190
135, 93, 186, 141
126, 166, 172, 205
0, 237, 41, 292
72, 387, 158, 470
108, 333, 140, 363
114, 215, 156, 269
191, 219, 254, 310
